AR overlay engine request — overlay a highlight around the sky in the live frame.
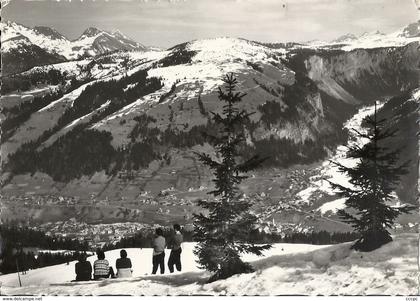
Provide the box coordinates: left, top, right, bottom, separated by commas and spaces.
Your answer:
2, 0, 419, 47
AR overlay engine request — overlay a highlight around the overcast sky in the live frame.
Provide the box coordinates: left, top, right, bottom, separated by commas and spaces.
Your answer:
2, 0, 419, 48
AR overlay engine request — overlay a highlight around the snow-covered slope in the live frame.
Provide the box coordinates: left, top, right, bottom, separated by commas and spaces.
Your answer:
0, 49, 165, 159
0, 242, 325, 288
94, 37, 294, 135
147, 37, 290, 94
2, 234, 417, 295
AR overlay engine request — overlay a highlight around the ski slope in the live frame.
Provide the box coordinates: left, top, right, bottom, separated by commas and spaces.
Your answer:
2, 234, 418, 295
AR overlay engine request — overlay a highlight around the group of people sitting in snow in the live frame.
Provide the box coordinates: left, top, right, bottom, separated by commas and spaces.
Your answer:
74, 224, 183, 281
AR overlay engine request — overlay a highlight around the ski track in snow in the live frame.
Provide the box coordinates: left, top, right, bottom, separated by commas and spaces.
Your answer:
2, 234, 417, 295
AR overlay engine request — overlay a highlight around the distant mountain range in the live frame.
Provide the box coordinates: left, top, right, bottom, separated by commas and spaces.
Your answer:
304, 20, 420, 50
1, 21, 147, 74
1, 20, 419, 75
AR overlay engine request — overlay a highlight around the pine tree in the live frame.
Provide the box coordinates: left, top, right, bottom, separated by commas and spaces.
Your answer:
120, 55, 130, 77
193, 73, 271, 282
330, 103, 414, 252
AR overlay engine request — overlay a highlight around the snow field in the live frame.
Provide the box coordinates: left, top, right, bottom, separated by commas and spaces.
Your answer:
0, 242, 325, 288
2, 234, 418, 295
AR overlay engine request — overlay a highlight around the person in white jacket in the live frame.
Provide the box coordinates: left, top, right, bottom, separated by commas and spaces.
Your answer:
152, 228, 166, 274
115, 249, 132, 278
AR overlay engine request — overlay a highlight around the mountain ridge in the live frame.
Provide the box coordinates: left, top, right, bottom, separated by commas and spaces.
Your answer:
1, 21, 148, 74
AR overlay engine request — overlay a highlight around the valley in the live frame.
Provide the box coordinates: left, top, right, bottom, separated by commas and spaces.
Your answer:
1, 20, 419, 240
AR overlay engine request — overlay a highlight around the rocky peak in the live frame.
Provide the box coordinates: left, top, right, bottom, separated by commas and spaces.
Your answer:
34, 26, 68, 41
79, 27, 103, 39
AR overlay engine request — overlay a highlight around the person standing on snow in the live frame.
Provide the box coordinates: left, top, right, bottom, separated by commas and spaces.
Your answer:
168, 224, 183, 273
152, 228, 166, 274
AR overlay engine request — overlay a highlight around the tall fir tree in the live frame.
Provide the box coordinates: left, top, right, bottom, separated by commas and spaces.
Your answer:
193, 73, 271, 282
330, 102, 414, 252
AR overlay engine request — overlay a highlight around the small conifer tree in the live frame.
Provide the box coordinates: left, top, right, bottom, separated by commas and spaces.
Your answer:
330, 103, 414, 251
193, 73, 271, 282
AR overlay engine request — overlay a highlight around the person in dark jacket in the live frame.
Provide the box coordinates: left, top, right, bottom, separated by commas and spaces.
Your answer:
75, 253, 92, 281
116, 249, 132, 278
93, 249, 115, 280
152, 228, 166, 274
168, 224, 183, 273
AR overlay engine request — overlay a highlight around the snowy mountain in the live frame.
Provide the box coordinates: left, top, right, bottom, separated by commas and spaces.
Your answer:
306, 20, 420, 50
1, 21, 147, 74
2, 234, 418, 295
2, 22, 71, 58
71, 26, 148, 58
33, 26, 68, 41
1, 22, 67, 75
399, 20, 420, 38
330, 33, 357, 44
